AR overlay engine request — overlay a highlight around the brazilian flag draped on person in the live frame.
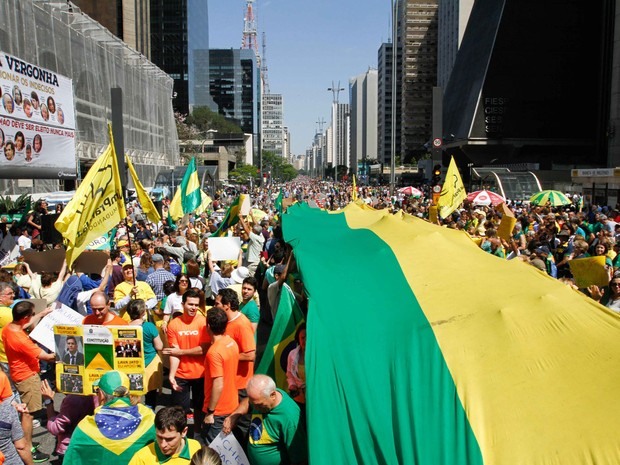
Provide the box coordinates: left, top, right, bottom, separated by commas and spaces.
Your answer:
274, 189, 283, 215
256, 284, 305, 389
126, 155, 161, 224
438, 155, 466, 219
282, 200, 620, 464
212, 194, 246, 237
168, 157, 201, 221
55, 124, 125, 269
63, 399, 155, 464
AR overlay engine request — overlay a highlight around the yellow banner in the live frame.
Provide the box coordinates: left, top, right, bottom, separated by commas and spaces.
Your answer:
569, 256, 609, 288
126, 155, 161, 224
438, 156, 466, 219
55, 124, 125, 269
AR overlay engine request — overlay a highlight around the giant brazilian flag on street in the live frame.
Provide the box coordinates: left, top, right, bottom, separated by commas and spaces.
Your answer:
282, 201, 620, 464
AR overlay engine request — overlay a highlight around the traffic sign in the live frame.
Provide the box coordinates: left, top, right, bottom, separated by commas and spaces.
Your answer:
433, 138, 442, 148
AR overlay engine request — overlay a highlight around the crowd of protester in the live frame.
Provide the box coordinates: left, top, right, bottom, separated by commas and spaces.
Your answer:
0, 176, 614, 464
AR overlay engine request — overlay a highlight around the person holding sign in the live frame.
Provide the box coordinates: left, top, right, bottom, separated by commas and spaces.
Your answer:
113, 264, 157, 320
83, 292, 128, 326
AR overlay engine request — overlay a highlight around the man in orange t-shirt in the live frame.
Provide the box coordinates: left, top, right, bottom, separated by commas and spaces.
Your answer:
163, 289, 209, 432
214, 288, 255, 441
201, 307, 239, 444
82, 292, 128, 326
2, 300, 56, 460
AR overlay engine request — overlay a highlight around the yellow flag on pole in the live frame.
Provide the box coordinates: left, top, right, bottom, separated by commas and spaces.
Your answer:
126, 155, 161, 224
55, 124, 126, 268
195, 190, 213, 215
438, 156, 467, 219
352, 174, 358, 201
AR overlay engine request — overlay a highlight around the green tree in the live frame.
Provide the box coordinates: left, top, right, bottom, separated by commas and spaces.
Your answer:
229, 164, 259, 184
262, 151, 298, 182
187, 107, 243, 134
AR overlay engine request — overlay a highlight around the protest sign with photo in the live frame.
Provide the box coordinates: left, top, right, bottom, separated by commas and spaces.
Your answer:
0, 51, 76, 178
54, 324, 145, 395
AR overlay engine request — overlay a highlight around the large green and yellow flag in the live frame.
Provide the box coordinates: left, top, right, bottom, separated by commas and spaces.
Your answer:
256, 284, 305, 389
126, 155, 161, 224
283, 201, 620, 465
168, 157, 201, 221
212, 194, 246, 237
55, 125, 125, 269
438, 155, 466, 219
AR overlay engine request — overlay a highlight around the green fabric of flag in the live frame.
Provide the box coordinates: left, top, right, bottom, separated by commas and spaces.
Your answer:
275, 189, 283, 214
212, 195, 245, 237
168, 158, 201, 220
256, 284, 305, 389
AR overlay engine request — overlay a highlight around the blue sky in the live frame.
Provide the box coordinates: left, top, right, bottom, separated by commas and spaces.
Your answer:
208, 0, 392, 155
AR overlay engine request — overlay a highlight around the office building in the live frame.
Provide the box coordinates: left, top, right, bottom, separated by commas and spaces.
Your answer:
208, 49, 260, 140
398, 0, 439, 161
262, 94, 285, 157
377, 42, 401, 166
70, 0, 151, 57
150, 0, 210, 114
442, 0, 612, 169
330, 103, 350, 169
437, 0, 474, 90
350, 69, 378, 173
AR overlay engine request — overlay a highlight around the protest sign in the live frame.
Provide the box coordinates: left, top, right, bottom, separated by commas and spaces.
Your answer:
569, 256, 609, 288
0, 51, 77, 179
23, 248, 65, 272
240, 195, 251, 215
209, 433, 249, 465
208, 236, 242, 261
72, 251, 108, 274
29, 302, 83, 351
54, 325, 145, 395
497, 215, 517, 242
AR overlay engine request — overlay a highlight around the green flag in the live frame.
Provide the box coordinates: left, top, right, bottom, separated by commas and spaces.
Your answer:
274, 189, 283, 214
168, 158, 201, 220
212, 194, 245, 237
256, 284, 305, 390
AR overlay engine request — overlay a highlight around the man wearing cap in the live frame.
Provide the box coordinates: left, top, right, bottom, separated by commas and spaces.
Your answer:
238, 214, 265, 276
64, 370, 156, 464
113, 264, 157, 320
146, 253, 176, 301
163, 289, 210, 432
129, 406, 200, 465
534, 246, 558, 278
83, 291, 128, 326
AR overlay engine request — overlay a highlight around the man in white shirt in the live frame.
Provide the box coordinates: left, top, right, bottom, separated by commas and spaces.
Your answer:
238, 214, 264, 276
17, 229, 31, 252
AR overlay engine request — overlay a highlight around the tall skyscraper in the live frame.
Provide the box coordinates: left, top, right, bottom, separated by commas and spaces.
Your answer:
350, 69, 378, 173
398, 0, 439, 161
70, 0, 151, 57
150, 0, 210, 114
262, 94, 285, 157
330, 103, 350, 169
377, 42, 402, 167
208, 49, 260, 137
437, 0, 474, 90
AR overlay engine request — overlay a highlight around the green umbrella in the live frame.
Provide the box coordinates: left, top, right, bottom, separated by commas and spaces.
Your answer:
529, 190, 571, 206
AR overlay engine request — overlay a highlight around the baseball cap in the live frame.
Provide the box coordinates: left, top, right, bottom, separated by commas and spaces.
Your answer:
231, 266, 250, 284
117, 240, 129, 248
93, 370, 130, 396
535, 246, 550, 255
152, 253, 164, 263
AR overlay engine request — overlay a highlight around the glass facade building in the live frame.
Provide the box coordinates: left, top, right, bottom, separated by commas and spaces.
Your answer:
151, 0, 210, 114
208, 49, 260, 142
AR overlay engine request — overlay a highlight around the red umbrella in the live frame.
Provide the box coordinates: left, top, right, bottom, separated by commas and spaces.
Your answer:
467, 190, 505, 206
397, 186, 423, 197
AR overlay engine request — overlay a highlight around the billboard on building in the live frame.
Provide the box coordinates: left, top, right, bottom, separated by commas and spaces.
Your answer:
0, 52, 76, 179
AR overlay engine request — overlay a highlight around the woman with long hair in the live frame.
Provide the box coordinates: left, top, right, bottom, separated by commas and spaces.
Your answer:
161, 273, 190, 330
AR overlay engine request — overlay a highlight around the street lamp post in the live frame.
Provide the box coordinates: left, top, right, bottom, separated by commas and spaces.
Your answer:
390, 0, 398, 196
328, 81, 345, 183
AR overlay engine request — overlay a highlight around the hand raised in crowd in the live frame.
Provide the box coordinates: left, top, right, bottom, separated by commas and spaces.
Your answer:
40, 379, 55, 400
587, 285, 604, 301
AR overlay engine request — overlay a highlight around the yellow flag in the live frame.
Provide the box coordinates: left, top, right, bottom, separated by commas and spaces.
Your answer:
352, 175, 358, 201
438, 156, 466, 219
55, 125, 126, 268
195, 190, 213, 215
126, 155, 161, 224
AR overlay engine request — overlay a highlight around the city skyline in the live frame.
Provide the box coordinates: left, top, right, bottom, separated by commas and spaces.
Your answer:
208, 0, 392, 156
